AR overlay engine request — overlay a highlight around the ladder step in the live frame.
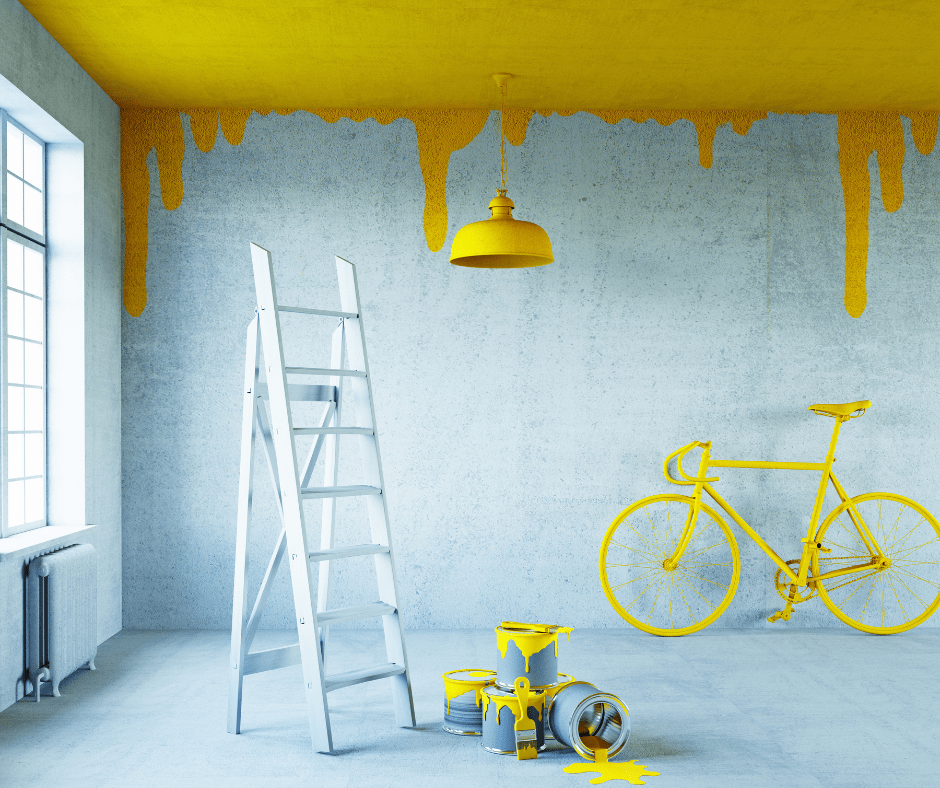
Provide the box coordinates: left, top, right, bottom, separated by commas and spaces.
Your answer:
309, 543, 390, 561
277, 305, 358, 318
301, 485, 382, 499
286, 366, 367, 378
294, 427, 374, 435
254, 382, 337, 402
243, 644, 301, 676
324, 662, 407, 693
318, 602, 397, 626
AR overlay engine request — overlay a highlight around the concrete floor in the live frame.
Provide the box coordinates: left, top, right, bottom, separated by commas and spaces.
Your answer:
1, 627, 938, 787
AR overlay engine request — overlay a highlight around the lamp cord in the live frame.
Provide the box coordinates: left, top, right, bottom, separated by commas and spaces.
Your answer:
499, 82, 508, 195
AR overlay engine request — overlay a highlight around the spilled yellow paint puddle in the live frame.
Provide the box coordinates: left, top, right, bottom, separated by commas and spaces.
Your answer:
564, 747, 660, 785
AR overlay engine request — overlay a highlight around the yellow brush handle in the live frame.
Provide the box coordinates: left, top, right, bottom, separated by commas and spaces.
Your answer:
514, 676, 530, 715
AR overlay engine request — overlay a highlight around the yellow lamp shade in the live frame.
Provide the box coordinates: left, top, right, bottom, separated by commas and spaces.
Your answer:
450, 195, 553, 268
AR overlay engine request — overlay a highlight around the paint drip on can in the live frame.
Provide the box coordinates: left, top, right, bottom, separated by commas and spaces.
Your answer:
481, 683, 547, 755
495, 621, 573, 689
442, 668, 496, 735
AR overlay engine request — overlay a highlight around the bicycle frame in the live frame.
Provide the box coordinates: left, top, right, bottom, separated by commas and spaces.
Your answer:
664, 416, 887, 589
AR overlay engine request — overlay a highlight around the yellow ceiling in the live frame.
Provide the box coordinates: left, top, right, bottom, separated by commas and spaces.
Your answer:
19, 1, 940, 110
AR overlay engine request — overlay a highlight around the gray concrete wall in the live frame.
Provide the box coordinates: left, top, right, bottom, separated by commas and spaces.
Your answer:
122, 109, 940, 630
0, 0, 122, 711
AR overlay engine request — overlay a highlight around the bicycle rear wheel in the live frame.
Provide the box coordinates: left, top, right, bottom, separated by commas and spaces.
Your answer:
814, 493, 940, 634
599, 494, 740, 636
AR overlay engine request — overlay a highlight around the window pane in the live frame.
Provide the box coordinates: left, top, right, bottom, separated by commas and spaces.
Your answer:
25, 478, 43, 523
6, 239, 23, 290
7, 386, 24, 431
24, 296, 42, 341
24, 184, 42, 235
24, 341, 42, 386
23, 247, 43, 296
7, 290, 23, 337
7, 338, 23, 384
6, 123, 23, 177
23, 135, 42, 188
6, 173, 23, 225
24, 433, 42, 477
8, 433, 24, 478
8, 480, 25, 527
24, 387, 42, 431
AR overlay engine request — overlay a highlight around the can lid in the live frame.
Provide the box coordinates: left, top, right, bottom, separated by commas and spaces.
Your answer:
496, 621, 573, 636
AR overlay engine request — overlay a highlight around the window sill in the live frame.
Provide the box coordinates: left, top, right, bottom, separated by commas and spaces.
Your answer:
0, 523, 97, 562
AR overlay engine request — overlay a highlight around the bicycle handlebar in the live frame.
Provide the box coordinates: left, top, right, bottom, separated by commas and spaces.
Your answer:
663, 441, 720, 486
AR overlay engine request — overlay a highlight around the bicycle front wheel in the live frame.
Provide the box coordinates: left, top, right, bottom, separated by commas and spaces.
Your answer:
599, 494, 740, 636
814, 493, 940, 634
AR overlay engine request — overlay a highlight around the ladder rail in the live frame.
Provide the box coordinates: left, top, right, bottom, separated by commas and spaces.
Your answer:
336, 256, 416, 727
250, 243, 333, 753
228, 315, 261, 734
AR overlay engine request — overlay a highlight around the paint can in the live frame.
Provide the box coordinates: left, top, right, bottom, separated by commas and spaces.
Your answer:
495, 622, 573, 689
547, 681, 631, 759
481, 684, 547, 754
442, 669, 496, 735
531, 673, 575, 740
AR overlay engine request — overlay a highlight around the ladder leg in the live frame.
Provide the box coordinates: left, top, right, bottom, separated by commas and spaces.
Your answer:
336, 258, 416, 728
229, 316, 260, 734
251, 243, 334, 754
317, 322, 344, 669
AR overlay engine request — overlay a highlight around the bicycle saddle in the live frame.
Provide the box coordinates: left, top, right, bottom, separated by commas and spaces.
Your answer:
808, 400, 871, 419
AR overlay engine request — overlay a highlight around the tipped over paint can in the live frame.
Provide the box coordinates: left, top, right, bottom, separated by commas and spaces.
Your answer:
495, 622, 573, 689
532, 673, 575, 740
548, 681, 631, 760
442, 669, 496, 735
481, 684, 546, 754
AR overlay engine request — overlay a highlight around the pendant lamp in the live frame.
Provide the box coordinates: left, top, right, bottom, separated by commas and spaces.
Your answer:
449, 74, 554, 268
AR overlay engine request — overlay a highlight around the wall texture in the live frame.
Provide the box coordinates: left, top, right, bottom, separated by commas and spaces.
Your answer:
122, 109, 940, 631
0, 0, 122, 710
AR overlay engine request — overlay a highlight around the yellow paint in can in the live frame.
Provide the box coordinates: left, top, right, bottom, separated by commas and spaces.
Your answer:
495, 622, 573, 672
442, 668, 496, 714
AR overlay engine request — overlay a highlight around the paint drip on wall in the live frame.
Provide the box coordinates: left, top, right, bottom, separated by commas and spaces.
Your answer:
120, 108, 939, 318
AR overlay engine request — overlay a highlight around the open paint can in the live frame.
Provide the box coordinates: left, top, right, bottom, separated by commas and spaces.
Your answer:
547, 681, 631, 759
442, 669, 496, 735
531, 673, 575, 740
481, 684, 546, 754
495, 622, 573, 689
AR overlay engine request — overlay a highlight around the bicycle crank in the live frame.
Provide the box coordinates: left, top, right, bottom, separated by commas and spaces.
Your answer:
773, 560, 817, 603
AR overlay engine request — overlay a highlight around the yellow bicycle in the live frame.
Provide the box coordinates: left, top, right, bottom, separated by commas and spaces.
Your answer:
599, 400, 940, 636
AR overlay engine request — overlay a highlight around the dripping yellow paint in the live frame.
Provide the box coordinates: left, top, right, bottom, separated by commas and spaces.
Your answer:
495, 622, 573, 672
481, 687, 544, 724
441, 669, 494, 715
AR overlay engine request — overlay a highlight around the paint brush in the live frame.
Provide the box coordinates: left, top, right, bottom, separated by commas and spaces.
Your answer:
513, 677, 537, 760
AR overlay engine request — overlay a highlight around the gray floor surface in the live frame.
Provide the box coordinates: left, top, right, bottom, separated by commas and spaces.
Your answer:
1, 627, 938, 787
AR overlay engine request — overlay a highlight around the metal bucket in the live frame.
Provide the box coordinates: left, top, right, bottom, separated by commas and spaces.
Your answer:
481, 684, 546, 755
547, 681, 631, 760
495, 622, 572, 689
532, 673, 575, 740
442, 669, 496, 735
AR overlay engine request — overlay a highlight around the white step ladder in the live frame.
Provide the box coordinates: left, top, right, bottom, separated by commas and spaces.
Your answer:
227, 243, 416, 753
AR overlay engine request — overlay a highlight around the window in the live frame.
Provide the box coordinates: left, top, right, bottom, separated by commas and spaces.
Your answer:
1, 111, 46, 536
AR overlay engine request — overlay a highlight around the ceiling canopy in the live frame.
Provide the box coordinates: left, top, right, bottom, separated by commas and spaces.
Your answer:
19, 1, 940, 110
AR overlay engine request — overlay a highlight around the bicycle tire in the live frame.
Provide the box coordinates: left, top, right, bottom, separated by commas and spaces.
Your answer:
813, 493, 940, 634
599, 494, 741, 636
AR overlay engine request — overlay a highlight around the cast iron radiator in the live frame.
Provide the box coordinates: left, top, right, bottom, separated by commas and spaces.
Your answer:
27, 543, 97, 700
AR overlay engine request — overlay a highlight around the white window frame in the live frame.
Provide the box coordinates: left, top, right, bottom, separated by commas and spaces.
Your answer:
0, 110, 47, 537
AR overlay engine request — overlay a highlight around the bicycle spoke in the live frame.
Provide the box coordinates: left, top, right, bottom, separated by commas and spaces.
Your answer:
610, 536, 660, 563
890, 537, 940, 562
675, 578, 696, 626
888, 519, 930, 560
622, 574, 663, 615
627, 514, 665, 559
892, 566, 940, 590
886, 572, 910, 624
858, 573, 878, 623
888, 570, 932, 612
676, 566, 729, 591
610, 568, 663, 592
675, 573, 717, 611
645, 576, 667, 625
